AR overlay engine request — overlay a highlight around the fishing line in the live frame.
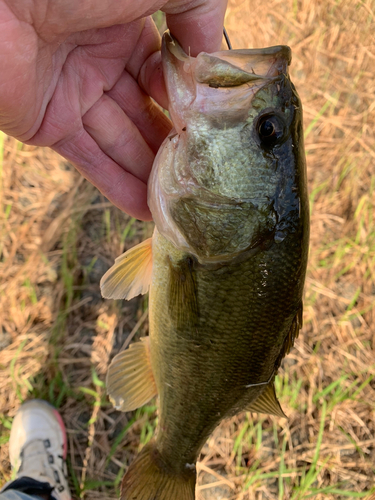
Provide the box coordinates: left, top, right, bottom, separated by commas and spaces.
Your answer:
223, 27, 232, 50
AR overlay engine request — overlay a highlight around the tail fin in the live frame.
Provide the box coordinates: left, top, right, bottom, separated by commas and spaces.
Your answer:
121, 442, 196, 500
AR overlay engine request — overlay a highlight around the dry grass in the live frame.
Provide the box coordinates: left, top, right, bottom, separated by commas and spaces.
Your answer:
1, 0, 375, 498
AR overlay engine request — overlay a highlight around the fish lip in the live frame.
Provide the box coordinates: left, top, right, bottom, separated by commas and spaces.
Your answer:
229, 45, 292, 65
163, 30, 291, 84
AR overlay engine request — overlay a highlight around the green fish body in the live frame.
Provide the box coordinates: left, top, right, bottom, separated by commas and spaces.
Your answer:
101, 31, 309, 500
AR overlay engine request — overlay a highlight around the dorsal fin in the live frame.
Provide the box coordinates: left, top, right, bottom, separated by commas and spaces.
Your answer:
100, 238, 153, 300
274, 304, 303, 372
246, 381, 287, 418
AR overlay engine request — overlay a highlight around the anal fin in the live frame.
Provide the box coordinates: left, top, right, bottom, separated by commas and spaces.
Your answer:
106, 337, 157, 412
246, 381, 287, 418
100, 238, 153, 300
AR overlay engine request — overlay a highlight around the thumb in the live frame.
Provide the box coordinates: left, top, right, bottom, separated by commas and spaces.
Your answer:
138, 50, 169, 111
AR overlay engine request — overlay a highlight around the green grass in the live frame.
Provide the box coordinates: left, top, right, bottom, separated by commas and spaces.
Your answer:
120, 217, 137, 245
136, 404, 158, 447
9, 339, 30, 403
0, 414, 12, 447
242, 401, 375, 498
289, 402, 327, 499
275, 372, 305, 411
304, 94, 338, 141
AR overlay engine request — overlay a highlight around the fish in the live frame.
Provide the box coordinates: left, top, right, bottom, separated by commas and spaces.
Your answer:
100, 31, 309, 500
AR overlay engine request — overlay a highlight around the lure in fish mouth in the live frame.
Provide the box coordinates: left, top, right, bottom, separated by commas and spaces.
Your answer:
101, 31, 309, 500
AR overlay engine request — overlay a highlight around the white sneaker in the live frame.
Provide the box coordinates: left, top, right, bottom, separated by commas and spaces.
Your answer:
4, 400, 71, 500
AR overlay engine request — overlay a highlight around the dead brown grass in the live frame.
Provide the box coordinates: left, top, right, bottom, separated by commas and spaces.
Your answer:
1, 0, 375, 499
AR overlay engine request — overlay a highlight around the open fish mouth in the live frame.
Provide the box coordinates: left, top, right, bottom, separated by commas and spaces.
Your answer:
164, 30, 291, 88
161, 31, 293, 133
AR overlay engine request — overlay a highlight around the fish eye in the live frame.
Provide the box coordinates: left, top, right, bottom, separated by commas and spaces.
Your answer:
257, 114, 286, 148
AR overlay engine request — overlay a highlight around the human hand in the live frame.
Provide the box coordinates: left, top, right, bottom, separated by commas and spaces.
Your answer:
0, 0, 227, 219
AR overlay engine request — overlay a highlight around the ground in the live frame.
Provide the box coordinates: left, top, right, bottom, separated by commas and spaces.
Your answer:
0, 0, 375, 499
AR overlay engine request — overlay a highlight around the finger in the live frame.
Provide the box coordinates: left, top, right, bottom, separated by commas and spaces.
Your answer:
29, 22, 143, 147
163, 0, 228, 55
107, 70, 171, 153
54, 128, 152, 220
20, 0, 164, 41
138, 50, 169, 111
122, 16, 170, 112
126, 17, 161, 80
82, 94, 155, 183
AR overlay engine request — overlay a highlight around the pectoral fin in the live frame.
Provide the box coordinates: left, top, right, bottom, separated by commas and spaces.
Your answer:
106, 337, 157, 412
246, 382, 287, 418
100, 238, 153, 300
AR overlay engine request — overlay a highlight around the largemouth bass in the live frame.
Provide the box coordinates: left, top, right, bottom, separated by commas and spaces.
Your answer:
101, 31, 309, 500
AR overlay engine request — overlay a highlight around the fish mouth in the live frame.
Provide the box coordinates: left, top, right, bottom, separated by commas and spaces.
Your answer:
161, 31, 292, 131
163, 30, 291, 88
